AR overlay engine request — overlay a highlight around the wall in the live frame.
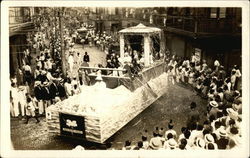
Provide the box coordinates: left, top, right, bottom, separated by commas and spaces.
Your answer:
166, 34, 185, 58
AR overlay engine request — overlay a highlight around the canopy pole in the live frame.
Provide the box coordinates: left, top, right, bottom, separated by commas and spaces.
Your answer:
144, 34, 150, 67
120, 34, 125, 58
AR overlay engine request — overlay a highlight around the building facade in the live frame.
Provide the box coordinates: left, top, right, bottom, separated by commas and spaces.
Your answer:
9, 7, 37, 78
77, 7, 241, 71
132, 7, 242, 72
9, 7, 242, 77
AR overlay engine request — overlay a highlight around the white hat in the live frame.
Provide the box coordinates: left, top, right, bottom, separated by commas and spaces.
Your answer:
204, 134, 214, 143
168, 138, 177, 149
209, 101, 219, 108
43, 81, 49, 86
73, 145, 85, 151
196, 138, 205, 148
34, 81, 41, 86
42, 70, 47, 75
218, 127, 228, 137
149, 138, 163, 150
226, 108, 238, 120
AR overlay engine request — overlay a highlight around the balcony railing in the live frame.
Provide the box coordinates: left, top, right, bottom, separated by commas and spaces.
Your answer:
133, 13, 241, 35
9, 15, 31, 24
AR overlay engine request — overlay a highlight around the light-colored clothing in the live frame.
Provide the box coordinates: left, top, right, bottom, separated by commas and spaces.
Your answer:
11, 87, 19, 117
64, 82, 72, 96
37, 100, 44, 114
142, 141, 149, 149
26, 102, 36, 117
18, 87, 27, 116
46, 72, 54, 81
68, 55, 74, 72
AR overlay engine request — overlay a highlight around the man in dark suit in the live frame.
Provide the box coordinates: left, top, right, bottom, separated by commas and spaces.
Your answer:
123, 61, 132, 78
34, 81, 44, 115
49, 81, 58, 103
36, 70, 49, 84
41, 81, 51, 111
57, 78, 66, 99
83, 52, 90, 63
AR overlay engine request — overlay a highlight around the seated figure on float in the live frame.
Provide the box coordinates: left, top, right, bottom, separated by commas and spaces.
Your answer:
94, 71, 107, 90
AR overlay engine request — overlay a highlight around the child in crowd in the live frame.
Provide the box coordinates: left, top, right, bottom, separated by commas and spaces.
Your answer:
25, 97, 40, 124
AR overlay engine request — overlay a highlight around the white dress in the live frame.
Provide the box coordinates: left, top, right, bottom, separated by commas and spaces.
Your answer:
18, 87, 27, 116
68, 55, 74, 72
11, 87, 19, 117
26, 102, 36, 117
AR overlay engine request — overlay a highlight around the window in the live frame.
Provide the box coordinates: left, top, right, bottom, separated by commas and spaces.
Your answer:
210, 8, 217, 18
219, 8, 226, 18
210, 8, 226, 19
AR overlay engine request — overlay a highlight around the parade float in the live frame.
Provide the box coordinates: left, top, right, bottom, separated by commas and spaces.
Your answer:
46, 24, 168, 143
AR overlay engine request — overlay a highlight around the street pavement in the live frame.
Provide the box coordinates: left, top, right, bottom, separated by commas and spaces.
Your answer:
65, 44, 107, 78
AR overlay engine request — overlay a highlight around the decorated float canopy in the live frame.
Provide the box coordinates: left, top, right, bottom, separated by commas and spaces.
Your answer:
119, 23, 161, 34
119, 23, 163, 67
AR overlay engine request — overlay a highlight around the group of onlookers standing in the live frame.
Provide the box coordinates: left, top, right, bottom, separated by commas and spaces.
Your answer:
9, 12, 88, 123
118, 51, 242, 150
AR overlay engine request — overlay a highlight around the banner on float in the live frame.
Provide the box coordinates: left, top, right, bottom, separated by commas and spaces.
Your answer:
59, 113, 86, 139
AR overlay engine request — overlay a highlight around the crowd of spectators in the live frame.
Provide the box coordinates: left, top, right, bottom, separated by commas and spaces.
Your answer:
114, 52, 242, 150
10, 12, 85, 123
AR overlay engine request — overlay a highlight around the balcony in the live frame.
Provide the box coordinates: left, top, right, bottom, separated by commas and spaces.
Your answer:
133, 13, 241, 37
88, 14, 122, 21
9, 15, 31, 24
9, 15, 34, 36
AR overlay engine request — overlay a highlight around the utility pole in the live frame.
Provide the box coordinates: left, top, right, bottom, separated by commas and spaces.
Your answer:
59, 7, 67, 76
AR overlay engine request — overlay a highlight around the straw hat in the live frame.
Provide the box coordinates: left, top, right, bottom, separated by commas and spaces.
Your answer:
54, 96, 61, 102
42, 70, 47, 75
167, 138, 177, 149
196, 138, 205, 148
34, 81, 41, 86
218, 127, 228, 137
149, 138, 162, 150
43, 81, 49, 86
209, 101, 219, 108
204, 134, 214, 143
226, 108, 238, 120
73, 145, 85, 151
